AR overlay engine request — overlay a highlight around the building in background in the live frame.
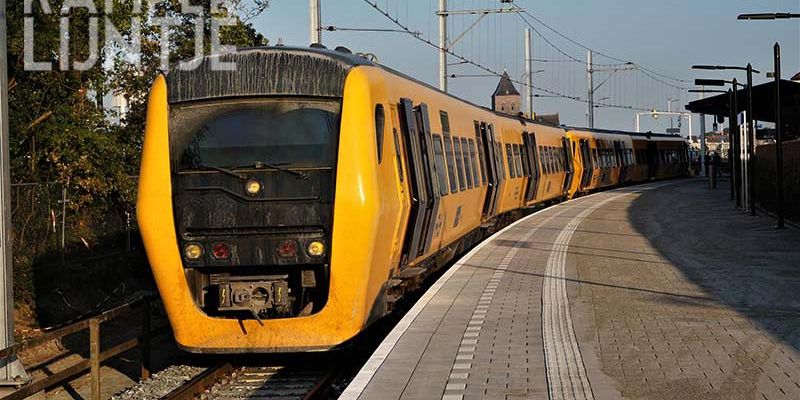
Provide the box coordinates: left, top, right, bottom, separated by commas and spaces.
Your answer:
492, 72, 521, 116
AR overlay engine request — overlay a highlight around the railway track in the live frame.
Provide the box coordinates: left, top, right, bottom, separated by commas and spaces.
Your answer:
163, 363, 334, 400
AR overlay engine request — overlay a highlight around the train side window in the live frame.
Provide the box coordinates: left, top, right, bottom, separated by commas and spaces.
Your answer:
505, 144, 516, 178
439, 111, 451, 134
496, 142, 506, 180
444, 136, 458, 193
454, 137, 467, 191
541, 147, 548, 174
538, 146, 547, 174
556, 149, 562, 172
554, 147, 560, 172
461, 138, 474, 189
432, 134, 449, 196
468, 139, 480, 187
513, 144, 523, 177
551, 148, 558, 172
375, 104, 385, 164
549, 147, 556, 173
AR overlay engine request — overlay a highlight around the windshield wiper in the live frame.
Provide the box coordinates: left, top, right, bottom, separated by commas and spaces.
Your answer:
194, 164, 249, 180
243, 161, 309, 180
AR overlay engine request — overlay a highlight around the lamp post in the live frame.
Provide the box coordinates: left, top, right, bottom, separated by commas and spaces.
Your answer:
693, 65, 760, 214
738, 13, 800, 20
774, 43, 785, 229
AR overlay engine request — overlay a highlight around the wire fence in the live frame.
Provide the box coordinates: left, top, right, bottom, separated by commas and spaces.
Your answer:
10, 180, 147, 326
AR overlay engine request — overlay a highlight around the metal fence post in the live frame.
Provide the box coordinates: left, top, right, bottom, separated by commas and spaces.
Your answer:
140, 298, 151, 381
125, 211, 132, 252
89, 318, 101, 400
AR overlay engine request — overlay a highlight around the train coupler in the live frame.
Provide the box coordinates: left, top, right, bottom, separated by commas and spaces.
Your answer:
213, 275, 291, 320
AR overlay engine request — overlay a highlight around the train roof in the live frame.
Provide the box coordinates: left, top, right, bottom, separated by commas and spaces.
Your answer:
165, 46, 609, 133
165, 46, 374, 104
564, 126, 684, 140
165, 47, 562, 124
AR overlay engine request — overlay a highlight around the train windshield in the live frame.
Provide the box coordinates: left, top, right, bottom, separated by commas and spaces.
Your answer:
172, 99, 341, 170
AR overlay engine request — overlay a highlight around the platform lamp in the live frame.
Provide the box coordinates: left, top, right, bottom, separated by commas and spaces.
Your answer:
693, 65, 760, 215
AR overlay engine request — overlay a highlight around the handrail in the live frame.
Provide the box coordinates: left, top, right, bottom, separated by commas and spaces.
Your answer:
0, 294, 167, 400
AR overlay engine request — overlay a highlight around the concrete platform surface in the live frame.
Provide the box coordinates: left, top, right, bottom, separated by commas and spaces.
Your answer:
340, 179, 800, 400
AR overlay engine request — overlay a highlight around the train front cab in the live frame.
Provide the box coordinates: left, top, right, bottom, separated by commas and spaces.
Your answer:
138, 50, 427, 353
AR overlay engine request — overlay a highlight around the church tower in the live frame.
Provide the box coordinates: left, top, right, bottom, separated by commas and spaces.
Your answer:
492, 72, 521, 116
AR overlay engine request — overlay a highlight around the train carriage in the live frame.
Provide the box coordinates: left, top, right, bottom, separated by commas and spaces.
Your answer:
137, 46, 687, 353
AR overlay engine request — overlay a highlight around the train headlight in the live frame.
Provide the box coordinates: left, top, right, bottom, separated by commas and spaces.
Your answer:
244, 179, 262, 196
307, 241, 326, 257
184, 243, 203, 261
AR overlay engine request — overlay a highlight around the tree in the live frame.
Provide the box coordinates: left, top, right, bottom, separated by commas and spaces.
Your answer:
6, 0, 269, 314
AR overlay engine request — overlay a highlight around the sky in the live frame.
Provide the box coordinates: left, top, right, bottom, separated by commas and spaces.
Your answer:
249, 0, 800, 134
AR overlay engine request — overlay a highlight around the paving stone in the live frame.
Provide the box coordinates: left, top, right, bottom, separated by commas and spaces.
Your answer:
352, 181, 800, 400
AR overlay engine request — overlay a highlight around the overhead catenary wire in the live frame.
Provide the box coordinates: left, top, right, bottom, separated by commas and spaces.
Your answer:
518, 8, 690, 84
359, 0, 674, 113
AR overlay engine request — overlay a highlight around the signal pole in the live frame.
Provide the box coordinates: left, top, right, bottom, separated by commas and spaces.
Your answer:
0, 0, 29, 385
587, 50, 594, 128
525, 28, 534, 118
309, 0, 322, 45
439, 0, 448, 92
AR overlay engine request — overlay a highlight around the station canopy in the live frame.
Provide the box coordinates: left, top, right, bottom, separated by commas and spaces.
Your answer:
685, 79, 800, 124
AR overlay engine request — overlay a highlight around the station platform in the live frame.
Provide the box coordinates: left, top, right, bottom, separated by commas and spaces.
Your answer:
341, 179, 800, 400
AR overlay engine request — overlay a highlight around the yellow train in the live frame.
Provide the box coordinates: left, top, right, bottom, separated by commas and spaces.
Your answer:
137, 47, 687, 353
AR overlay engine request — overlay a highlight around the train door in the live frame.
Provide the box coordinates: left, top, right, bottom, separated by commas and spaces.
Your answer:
561, 137, 574, 193
480, 123, 501, 217
579, 139, 593, 188
646, 141, 659, 179
473, 122, 487, 186
398, 99, 441, 262
522, 132, 540, 202
618, 142, 631, 183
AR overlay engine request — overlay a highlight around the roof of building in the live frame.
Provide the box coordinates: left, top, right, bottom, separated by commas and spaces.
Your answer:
493, 72, 520, 97
685, 79, 800, 123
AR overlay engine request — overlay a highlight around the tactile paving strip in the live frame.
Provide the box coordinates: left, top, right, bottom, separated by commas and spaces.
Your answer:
441, 208, 569, 400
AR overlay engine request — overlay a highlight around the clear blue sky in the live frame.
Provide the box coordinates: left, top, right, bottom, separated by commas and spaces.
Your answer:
250, 0, 799, 133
